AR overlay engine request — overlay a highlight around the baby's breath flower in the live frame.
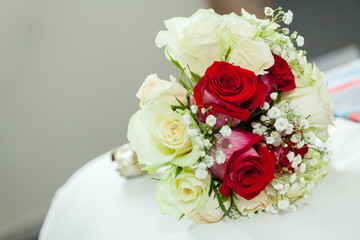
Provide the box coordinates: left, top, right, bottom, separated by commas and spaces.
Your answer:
296, 35, 304, 47
287, 51, 296, 62
306, 182, 315, 191
291, 154, 302, 167
272, 45, 282, 54
290, 173, 297, 183
266, 136, 275, 144
182, 112, 192, 125
290, 31, 298, 39
296, 140, 305, 148
299, 163, 306, 173
282, 27, 289, 35
195, 167, 208, 179
270, 92, 278, 100
191, 105, 198, 114
283, 10, 293, 25
299, 177, 306, 184
260, 115, 270, 122
220, 125, 232, 137
215, 150, 226, 164
300, 119, 309, 129
274, 118, 289, 131
278, 199, 290, 210
264, 7, 274, 16
203, 139, 212, 148
271, 131, 280, 139
273, 182, 284, 190
279, 184, 290, 195
290, 132, 302, 143
201, 108, 207, 114
251, 122, 261, 129
284, 124, 294, 135
261, 102, 270, 110
268, 107, 281, 119
287, 151, 295, 162
204, 155, 215, 168
206, 115, 217, 127
187, 128, 199, 137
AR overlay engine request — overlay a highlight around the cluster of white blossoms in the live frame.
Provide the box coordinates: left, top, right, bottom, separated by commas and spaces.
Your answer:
185, 106, 232, 180
250, 97, 331, 214
260, 7, 307, 70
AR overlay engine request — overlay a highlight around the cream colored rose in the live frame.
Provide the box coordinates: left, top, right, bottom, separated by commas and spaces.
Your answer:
233, 187, 276, 216
111, 144, 146, 178
136, 74, 188, 108
156, 9, 222, 76
156, 167, 210, 215
228, 38, 274, 75
127, 100, 201, 167
222, 13, 257, 39
281, 64, 334, 129
189, 192, 231, 223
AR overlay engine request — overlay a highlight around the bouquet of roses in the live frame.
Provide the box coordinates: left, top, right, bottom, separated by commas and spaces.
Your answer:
123, 7, 334, 223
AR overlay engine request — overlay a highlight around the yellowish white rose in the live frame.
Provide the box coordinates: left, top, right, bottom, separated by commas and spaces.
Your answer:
136, 74, 188, 107
156, 167, 211, 215
281, 64, 334, 129
228, 38, 274, 75
189, 192, 231, 223
127, 100, 201, 167
155, 9, 222, 76
233, 187, 276, 216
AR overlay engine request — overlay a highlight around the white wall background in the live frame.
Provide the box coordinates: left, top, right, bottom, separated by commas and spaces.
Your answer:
0, 0, 209, 238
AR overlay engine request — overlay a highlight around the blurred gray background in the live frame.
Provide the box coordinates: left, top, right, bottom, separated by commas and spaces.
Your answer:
0, 0, 359, 239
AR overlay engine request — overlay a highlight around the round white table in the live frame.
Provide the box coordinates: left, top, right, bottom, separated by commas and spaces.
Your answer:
39, 118, 360, 240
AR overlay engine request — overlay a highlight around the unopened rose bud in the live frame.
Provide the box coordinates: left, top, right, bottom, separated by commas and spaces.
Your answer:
111, 144, 147, 178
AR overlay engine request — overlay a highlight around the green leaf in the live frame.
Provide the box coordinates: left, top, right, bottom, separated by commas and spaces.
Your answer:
211, 181, 230, 217
167, 51, 183, 71
175, 166, 183, 178
187, 65, 201, 83
224, 46, 232, 62
151, 177, 161, 181
179, 213, 185, 220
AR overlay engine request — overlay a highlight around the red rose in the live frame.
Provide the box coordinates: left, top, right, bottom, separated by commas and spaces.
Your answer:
259, 54, 295, 100
192, 61, 267, 128
210, 129, 275, 200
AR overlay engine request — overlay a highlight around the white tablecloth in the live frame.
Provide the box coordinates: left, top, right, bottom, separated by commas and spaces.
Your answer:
39, 118, 360, 240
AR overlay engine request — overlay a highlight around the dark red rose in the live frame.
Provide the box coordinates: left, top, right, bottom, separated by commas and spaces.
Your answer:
192, 61, 267, 128
271, 140, 308, 172
259, 54, 296, 100
210, 129, 276, 200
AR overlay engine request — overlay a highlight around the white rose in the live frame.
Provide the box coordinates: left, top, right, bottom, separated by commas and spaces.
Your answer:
156, 167, 210, 215
233, 187, 276, 216
111, 144, 146, 178
136, 74, 188, 107
228, 38, 274, 75
155, 9, 222, 76
127, 101, 201, 167
189, 192, 231, 223
281, 64, 334, 129
222, 13, 257, 39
